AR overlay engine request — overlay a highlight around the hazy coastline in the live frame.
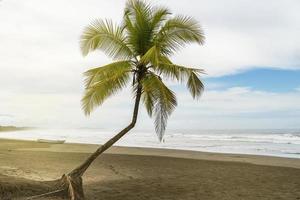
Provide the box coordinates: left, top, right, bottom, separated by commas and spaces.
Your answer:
0, 126, 31, 132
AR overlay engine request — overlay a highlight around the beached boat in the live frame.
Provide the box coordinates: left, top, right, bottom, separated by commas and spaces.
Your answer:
37, 139, 66, 144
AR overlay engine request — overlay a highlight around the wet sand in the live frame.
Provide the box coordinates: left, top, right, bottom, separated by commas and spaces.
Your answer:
0, 139, 299, 199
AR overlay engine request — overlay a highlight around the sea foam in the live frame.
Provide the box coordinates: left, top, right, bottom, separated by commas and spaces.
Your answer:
1, 128, 299, 159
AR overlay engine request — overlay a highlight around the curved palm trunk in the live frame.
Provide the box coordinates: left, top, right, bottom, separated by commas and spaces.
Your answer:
69, 85, 142, 177
60, 84, 143, 200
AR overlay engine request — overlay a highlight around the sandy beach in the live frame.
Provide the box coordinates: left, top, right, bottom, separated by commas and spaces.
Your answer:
0, 139, 299, 200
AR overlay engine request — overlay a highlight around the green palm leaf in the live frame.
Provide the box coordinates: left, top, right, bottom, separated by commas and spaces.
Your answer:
140, 49, 204, 99
155, 15, 205, 55
157, 61, 204, 99
142, 73, 177, 141
140, 45, 160, 65
187, 71, 204, 99
151, 7, 171, 33
123, 0, 153, 55
82, 61, 132, 115
81, 19, 134, 59
84, 61, 132, 88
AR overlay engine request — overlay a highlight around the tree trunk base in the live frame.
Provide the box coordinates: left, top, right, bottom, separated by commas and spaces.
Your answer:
61, 174, 84, 200
26, 174, 84, 200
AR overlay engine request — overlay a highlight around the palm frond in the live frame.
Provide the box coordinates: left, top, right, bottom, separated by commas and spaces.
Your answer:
123, 0, 154, 55
158, 56, 204, 79
142, 52, 204, 86
154, 15, 205, 55
140, 45, 160, 65
84, 61, 132, 88
141, 82, 155, 117
80, 19, 133, 59
145, 55, 204, 99
157, 61, 204, 99
187, 71, 204, 99
151, 7, 171, 33
124, 0, 152, 26
141, 72, 177, 141
82, 61, 132, 115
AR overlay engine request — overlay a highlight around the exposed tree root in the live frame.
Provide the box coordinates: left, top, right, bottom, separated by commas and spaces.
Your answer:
63, 174, 84, 200
26, 174, 84, 200
26, 188, 65, 199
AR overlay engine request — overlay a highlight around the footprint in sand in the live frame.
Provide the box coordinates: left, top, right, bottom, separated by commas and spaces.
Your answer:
108, 165, 134, 179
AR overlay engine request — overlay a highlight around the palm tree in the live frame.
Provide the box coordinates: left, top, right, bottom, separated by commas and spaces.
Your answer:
29, 0, 204, 199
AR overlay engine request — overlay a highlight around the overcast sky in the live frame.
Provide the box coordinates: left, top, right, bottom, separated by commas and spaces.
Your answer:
0, 0, 299, 130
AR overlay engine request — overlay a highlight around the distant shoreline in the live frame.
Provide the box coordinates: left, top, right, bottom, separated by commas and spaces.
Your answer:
0, 126, 32, 132
0, 128, 299, 159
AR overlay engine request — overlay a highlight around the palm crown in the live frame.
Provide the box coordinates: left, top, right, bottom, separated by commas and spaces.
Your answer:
81, 0, 205, 141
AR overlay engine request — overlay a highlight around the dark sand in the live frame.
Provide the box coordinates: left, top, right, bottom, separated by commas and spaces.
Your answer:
0, 139, 299, 200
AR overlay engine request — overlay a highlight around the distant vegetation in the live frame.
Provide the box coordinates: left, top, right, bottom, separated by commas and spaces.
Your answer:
0, 126, 30, 132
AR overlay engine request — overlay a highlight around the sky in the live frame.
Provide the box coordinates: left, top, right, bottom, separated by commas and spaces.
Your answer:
0, 0, 299, 130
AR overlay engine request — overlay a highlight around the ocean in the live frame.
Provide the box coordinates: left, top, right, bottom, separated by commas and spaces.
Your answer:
0, 128, 299, 159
